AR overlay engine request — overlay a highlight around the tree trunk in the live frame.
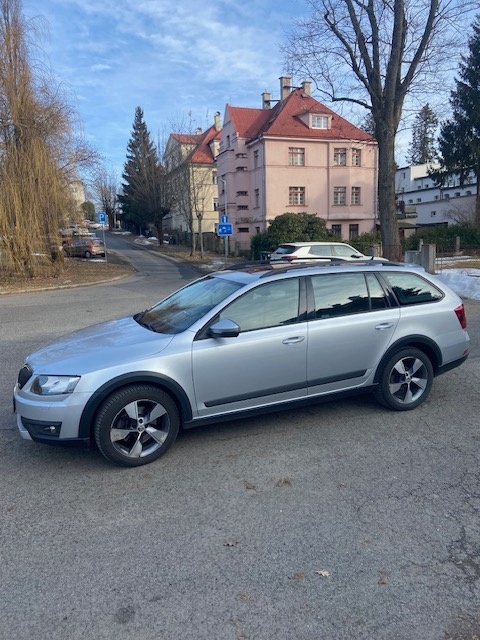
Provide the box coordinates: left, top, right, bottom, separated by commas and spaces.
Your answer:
376, 127, 402, 261
198, 216, 204, 257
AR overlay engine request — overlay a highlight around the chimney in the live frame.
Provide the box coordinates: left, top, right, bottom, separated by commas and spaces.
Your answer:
279, 76, 291, 101
262, 91, 271, 110
195, 127, 202, 135
301, 81, 311, 96
214, 111, 221, 131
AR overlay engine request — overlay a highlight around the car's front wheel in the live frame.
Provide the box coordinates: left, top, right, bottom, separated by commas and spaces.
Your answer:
93, 385, 180, 466
374, 347, 433, 411
84, 250, 92, 258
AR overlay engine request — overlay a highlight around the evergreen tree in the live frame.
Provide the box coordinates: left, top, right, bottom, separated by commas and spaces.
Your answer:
433, 17, 480, 225
119, 107, 161, 233
407, 104, 438, 165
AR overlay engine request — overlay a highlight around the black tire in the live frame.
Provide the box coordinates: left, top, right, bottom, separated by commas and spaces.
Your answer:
84, 250, 92, 258
374, 347, 433, 411
93, 384, 180, 467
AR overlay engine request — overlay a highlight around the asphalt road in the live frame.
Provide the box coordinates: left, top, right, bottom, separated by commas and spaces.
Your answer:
1, 237, 480, 640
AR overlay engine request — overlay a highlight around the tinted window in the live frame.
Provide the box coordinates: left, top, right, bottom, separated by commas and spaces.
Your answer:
332, 244, 361, 258
219, 279, 300, 332
311, 273, 371, 318
309, 245, 332, 256
383, 273, 443, 305
273, 244, 296, 255
366, 273, 388, 309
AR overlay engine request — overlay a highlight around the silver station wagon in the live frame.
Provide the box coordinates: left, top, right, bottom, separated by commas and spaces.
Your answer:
14, 261, 469, 467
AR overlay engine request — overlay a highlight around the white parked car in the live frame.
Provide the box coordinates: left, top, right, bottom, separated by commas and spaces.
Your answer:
269, 241, 384, 263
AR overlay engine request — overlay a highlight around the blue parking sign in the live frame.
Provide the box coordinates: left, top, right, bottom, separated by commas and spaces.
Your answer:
97, 212, 106, 225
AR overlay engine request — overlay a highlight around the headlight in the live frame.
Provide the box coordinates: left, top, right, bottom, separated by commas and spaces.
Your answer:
30, 375, 80, 396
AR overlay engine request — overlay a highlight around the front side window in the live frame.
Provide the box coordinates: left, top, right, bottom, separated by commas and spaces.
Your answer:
289, 186, 305, 206
333, 186, 346, 205
218, 279, 300, 332
383, 273, 443, 306
289, 147, 305, 166
311, 273, 373, 319
334, 148, 347, 165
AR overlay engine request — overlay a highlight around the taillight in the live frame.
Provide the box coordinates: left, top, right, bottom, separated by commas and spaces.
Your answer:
454, 304, 467, 329
280, 255, 296, 262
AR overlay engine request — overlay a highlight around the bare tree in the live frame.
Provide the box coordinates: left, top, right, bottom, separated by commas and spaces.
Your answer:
91, 167, 119, 230
284, 0, 476, 260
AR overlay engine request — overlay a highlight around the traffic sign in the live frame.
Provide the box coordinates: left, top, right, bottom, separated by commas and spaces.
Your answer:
220, 215, 229, 224
217, 223, 233, 236
97, 212, 106, 224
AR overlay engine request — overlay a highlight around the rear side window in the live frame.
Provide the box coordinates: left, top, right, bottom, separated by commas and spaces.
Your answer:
383, 273, 443, 305
311, 273, 375, 318
332, 245, 360, 258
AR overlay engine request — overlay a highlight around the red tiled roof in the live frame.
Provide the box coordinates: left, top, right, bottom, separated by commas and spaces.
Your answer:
171, 126, 221, 165
227, 89, 375, 143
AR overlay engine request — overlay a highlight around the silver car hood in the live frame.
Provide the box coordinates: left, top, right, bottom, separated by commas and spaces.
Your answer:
26, 316, 174, 374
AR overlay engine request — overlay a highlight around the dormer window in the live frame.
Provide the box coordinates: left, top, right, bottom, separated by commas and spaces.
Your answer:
311, 115, 329, 129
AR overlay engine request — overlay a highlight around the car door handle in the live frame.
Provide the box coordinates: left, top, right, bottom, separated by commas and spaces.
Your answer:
282, 336, 306, 344
375, 322, 394, 330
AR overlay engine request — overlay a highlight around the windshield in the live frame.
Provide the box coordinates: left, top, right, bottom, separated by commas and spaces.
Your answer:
135, 275, 243, 334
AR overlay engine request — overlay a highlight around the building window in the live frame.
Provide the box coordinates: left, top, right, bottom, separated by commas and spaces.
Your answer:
334, 148, 347, 166
331, 224, 342, 237
351, 186, 361, 205
349, 224, 359, 239
255, 189, 259, 208
352, 148, 362, 166
213, 198, 218, 211
237, 205, 249, 210
333, 186, 347, 205
289, 186, 305, 206
236, 166, 247, 171
431, 211, 436, 217
212, 171, 218, 185
416, 198, 422, 202
238, 227, 249, 233
236, 152, 247, 158
226, 135, 230, 148
311, 115, 329, 129
237, 191, 248, 196
444, 194, 450, 200
254, 150, 259, 168
289, 147, 305, 166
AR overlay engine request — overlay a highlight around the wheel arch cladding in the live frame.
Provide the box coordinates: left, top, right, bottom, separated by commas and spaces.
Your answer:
373, 336, 441, 384
78, 372, 193, 440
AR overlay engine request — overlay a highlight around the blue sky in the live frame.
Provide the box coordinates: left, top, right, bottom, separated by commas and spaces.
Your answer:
23, 0, 306, 176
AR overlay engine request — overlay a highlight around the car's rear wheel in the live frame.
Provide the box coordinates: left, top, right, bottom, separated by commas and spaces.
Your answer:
93, 385, 180, 466
374, 347, 433, 411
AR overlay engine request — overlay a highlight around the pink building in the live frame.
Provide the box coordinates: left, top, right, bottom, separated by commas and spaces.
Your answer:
216, 77, 378, 248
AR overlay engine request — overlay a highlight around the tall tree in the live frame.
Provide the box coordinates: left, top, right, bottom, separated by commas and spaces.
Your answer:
119, 107, 165, 235
432, 16, 480, 225
407, 104, 438, 165
284, 0, 475, 261
0, 0, 96, 276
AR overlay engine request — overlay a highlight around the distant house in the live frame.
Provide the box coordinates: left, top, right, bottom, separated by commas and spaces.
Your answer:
216, 76, 378, 248
163, 113, 222, 235
395, 163, 477, 227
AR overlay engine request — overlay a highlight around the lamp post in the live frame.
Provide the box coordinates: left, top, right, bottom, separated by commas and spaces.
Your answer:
219, 177, 229, 258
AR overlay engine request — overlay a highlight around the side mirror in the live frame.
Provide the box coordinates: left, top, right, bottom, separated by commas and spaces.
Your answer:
208, 319, 240, 338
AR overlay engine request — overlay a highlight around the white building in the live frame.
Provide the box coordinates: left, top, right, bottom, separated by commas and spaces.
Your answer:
395, 163, 477, 227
